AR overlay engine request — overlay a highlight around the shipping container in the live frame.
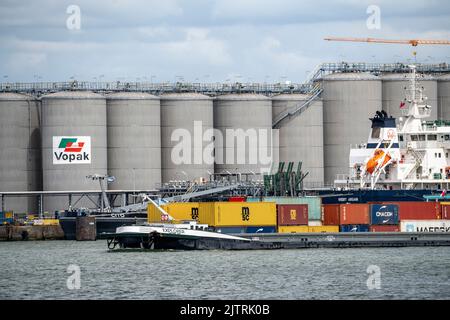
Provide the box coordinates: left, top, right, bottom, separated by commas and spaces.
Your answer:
308, 226, 339, 233
245, 197, 262, 202
321, 204, 340, 225
33, 219, 59, 226
385, 202, 441, 220
4, 211, 13, 219
400, 220, 450, 232
198, 202, 277, 227
339, 204, 370, 225
245, 226, 277, 233
278, 225, 309, 233
308, 220, 322, 226
0, 218, 13, 225
339, 224, 370, 232
228, 196, 246, 202
277, 204, 308, 226
0, 212, 4, 219
264, 196, 321, 220
147, 202, 200, 222
213, 227, 246, 234
370, 204, 399, 225
369, 225, 400, 232
440, 203, 450, 219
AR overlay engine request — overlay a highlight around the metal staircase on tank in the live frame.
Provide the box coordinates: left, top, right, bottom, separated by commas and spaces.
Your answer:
272, 85, 323, 128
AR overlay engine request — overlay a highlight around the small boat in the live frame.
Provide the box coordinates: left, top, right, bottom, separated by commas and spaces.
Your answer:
106, 221, 253, 250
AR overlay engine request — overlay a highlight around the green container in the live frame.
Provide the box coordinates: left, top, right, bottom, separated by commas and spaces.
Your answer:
263, 197, 322, 220
246, 197, 262, 203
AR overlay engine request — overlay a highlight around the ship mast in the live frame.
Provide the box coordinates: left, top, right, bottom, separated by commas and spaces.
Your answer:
399, 65, 431, 133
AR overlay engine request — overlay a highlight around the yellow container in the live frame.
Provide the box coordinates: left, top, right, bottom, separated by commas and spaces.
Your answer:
5, 211, 13, 219
278, 225, 309, 233
198, 202, 277, 227
147, 202, 200, 222
308, 226, 339, 233
27, 214, 35, 220
42, 219, 59, 226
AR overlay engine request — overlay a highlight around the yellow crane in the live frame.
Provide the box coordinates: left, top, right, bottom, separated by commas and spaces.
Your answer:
324, 37, 450, 47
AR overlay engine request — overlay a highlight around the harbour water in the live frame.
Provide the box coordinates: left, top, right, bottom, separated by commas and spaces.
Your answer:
0, 241, 449, 300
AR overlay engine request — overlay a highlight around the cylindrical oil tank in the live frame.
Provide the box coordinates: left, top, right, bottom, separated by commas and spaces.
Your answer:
160, 93, 213, 183
106, 92, 161, 192
41, 91, 107, 213
214, 94, 273, 179
272, 94, 324, 187
438, 74, 450, 120
0, 93, 41, 213
382, 73, 438, 120
322, 73, 382, 185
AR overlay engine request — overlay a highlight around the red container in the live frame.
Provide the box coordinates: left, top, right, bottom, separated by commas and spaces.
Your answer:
339, 204, 370, 225
321, 204, 340, 225
385, 202, 441, 220
228, 196, 246, 202
441, 204, 450, 219
277, 204, 308, 226
369, 225, 400, 232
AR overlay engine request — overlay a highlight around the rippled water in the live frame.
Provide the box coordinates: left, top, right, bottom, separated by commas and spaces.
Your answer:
0, 241, 449, 299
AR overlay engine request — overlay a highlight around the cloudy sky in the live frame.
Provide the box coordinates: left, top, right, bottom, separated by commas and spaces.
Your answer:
1, 0, 450, 83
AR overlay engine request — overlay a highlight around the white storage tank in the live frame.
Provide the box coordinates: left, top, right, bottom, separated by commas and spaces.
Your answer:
41, 91, 107, 213
106, 92, 161, 191
272, 94, 324, 187
0, 92, 41, 213
322, 73, 382, 185
438, 74, 450, 120
214, 94, 273, 179
160, 93, 214, 183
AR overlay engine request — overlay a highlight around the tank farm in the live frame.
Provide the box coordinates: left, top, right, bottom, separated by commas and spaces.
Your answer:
1, 62, 450, 246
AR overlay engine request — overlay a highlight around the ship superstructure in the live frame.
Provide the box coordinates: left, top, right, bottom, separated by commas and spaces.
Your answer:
337, 65, 450, 190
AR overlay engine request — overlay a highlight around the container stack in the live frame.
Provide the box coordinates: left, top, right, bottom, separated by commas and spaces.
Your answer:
198, 202, 277, 234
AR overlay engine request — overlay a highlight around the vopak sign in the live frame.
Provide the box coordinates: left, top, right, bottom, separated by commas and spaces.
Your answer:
53, 136, 91, 164
370, 204, 399, 225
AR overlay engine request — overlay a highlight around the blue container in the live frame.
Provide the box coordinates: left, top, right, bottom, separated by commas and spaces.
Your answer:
214, 227, 246, 234
245, 226, 277, 234
339, 224, 370, 232
0, 212, 4, 219
370, 204, 399, 225
0, 218, 13, 225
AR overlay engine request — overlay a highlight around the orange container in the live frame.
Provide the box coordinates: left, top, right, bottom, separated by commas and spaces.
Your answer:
321, 204, 340, 225
339, 204, 370, 225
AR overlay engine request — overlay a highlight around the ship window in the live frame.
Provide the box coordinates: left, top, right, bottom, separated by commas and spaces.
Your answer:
447, 153, 448, 158
399, 135, 404, 142
445, 135, 450, 141
371, 127, 381, 139
419, 134, 426, 141
411, 135, 418, 141
428, 134, 437, 141
435, 153, 438, 158
439, 153, 442, 158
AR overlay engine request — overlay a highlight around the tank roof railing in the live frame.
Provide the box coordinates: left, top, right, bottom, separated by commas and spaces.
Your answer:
1, 62, 449, 96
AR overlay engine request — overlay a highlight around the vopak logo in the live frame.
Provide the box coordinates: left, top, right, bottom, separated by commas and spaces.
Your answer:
53, 136, 91, 164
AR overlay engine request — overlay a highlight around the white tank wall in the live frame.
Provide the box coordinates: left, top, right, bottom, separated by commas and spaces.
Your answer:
272, 94, 324, 187
382, 73, 438, 120
438, 74, 450, 120
41, 91, 107, 212
160, 93, 214, 183
214, 94, 273, 178
0, 93, 41, 213
322, 73, 382, 185
106, 92, 161, 191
